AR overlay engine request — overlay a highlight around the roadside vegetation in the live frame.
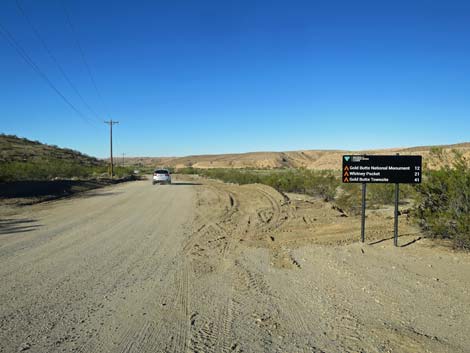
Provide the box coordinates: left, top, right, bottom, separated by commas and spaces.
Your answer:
0, 133, 101, 165
179, 167, 338, 201
413, 149, 470, 249
178, 167, 410, 207
0, 161, 134, 182
178, 150, 470, 249
0, 134, 134, 182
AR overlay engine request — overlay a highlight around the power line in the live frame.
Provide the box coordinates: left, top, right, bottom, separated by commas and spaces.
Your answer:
0, 20, 97, 127
60, 0, 109, 117
15, 0, 101, 122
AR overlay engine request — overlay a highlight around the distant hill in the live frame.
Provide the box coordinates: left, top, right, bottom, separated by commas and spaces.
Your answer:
0, 134, 103, 166
127, 142, 470, 170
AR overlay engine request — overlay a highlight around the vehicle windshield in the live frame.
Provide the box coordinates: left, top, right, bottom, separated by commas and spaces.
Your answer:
155, 170, 169, 175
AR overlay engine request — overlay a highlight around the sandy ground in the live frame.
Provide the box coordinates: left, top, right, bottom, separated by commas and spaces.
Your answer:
0, 176, 469, 353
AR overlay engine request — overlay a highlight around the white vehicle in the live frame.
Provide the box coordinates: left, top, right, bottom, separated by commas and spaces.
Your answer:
152, 169, 172, 185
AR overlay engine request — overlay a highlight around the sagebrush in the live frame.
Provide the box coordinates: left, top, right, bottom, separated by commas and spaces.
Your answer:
413, 149, 470, 249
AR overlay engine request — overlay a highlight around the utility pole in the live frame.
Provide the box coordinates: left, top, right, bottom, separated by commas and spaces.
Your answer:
104, 120, 119, 177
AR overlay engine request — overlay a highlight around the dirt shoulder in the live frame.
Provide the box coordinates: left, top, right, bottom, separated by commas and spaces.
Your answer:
0, 175, 139, 208
184, 175, 470, 352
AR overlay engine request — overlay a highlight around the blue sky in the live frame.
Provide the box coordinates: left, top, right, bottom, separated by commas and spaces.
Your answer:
1, 0, 469, 157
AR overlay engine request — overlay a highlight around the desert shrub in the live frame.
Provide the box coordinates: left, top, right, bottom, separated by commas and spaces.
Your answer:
112, 166, 135, 178
183, 168, 340, 201
178, 167, 198, 174
413, 150, 470, 249
368, 184, 396, 206
335, 182, 413, 214
182, 167, 424, 217
310, 171, 338, 201
399, 183, 418, 201
335, 184, 363, 215
0, 160, 130, 182
262, 170, 303, 193
200, 169, 261, 185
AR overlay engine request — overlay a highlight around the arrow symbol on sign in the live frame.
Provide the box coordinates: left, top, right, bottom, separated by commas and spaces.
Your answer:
344, 156, 350, 161
344, 171, 349, 177
344, 165, 349, 171
343, 177, 349, 183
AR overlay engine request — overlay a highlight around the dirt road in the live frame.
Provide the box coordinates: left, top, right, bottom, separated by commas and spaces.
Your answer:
1, 177, 469, 353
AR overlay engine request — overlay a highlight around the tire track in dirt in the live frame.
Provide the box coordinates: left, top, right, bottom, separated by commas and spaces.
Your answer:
189, 274, 235, 353
74, 234, 187, 353
169, 260, 192, 353
185, 185, 240, 353
117, 320, 161, 353
229, 258, 285, 352
270, 253, 384, 352
254, 186, 283, 230
112, 261, 182, 353
183, 179, 407, 352
188, 181, 292, 351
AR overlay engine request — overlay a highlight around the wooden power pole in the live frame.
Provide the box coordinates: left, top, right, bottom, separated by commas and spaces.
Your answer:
104, 120, 119, 177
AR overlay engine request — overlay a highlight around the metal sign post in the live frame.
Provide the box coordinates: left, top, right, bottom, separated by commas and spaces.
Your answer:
394, 182, 399, 246
342, 154, 422, 247
361, 183, 366, 243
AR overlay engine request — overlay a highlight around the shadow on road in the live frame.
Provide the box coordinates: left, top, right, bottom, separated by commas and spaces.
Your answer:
169, 182, 202, 186
0, 177, 137, 199
0, 218, 41, 235
78, 191, 123, 198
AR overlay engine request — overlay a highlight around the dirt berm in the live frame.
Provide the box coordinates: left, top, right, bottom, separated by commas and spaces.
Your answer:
0, 176, 137, 205
0, 175, 469, 352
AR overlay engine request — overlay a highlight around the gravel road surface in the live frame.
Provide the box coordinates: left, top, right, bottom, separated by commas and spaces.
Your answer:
1, 177, 469, 353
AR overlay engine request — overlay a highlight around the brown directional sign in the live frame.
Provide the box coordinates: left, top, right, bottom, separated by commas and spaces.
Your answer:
342, 155, 422, 184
